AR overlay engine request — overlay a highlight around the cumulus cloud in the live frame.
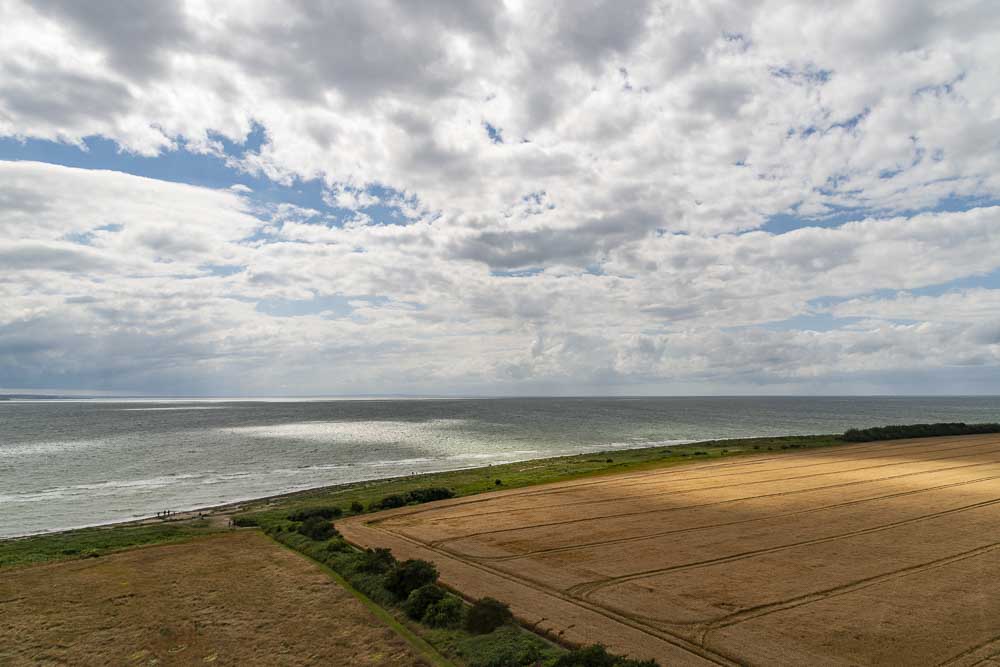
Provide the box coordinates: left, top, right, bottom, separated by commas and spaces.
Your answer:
1, 1, 1000, 394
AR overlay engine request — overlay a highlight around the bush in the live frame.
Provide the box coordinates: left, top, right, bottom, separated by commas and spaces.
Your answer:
465, 597, 513, 634
369, 494, 406, 511
404, 584, 446, 620
232, 516, 259, 527
553, 644, 659, 667
357, 547, 396, 574
385, 559, 438, 599
288, 506, 342, 522
457, 626, 542, 667
842, 422, 1000, 442
423, 594, 464, 628
321, 539, 351, 556
296, 516, 338, 541
349, 500, 364, 513
369, 487, 456, 511
405, 487, 455, 503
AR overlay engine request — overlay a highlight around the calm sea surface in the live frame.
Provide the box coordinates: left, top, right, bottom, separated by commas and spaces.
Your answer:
2, 396, 999, 538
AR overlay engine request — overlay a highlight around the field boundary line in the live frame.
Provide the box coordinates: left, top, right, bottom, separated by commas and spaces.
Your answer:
465, 471, 1000, 562
489, 435, 1000, 500
426, 453, 1000, 547
384, 436, 1000, 525
570, 495, 1000, 598
494, 435, 1000, 500
697, 542, 1000, 644
266, 532, 455, 667
418, 440, 1000, 527
936, 633, 1000, 666
364, 523, 738, 667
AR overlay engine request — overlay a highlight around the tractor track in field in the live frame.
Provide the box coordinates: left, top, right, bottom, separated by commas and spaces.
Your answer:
567, 495, 1000, 598
456, 470, 1000, 562
363, 522, 739, 667
423, 449, 1000, 547
370, 436, 997, 527
406, 437, 1000, 526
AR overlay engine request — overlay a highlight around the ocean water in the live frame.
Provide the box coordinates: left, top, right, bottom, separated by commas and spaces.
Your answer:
2, 396, 999, 538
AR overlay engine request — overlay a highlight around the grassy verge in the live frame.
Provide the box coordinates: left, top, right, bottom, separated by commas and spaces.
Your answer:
0, 520, 219, 569
267, 533, 456, 667
269, 528, 566, 666
238, 433, 843, 525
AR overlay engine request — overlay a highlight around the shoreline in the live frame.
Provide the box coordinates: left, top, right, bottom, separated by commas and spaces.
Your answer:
8, 421, 998, 543
0, 433, 819, 543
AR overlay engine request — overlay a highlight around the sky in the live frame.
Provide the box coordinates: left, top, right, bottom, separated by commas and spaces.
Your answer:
1, 0, 1000, 397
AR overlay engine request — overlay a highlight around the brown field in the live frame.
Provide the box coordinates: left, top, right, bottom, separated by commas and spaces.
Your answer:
340, 434, 1000, 666
0, 531, 427, 666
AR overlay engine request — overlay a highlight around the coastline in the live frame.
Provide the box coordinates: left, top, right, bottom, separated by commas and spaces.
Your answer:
1, 432, 838, 544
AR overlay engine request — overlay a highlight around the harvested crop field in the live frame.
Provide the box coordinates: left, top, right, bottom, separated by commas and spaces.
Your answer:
340, 434, 1000, 666
0, 531, 427, 666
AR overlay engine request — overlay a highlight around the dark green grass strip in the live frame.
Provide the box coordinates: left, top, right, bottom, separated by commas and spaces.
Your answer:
0, 520, 220, 569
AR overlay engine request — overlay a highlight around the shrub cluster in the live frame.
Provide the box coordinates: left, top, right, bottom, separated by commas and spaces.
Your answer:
357, 547, 396, 574
404, 583, 446, 619
842, 422, 1000, 442
465, 597, 513, 634
405, 487, 456, 503
296, 515, 338, 541
267, 526, 653, 666
369, 494, 407, 510
553, 644, 659, 667
422, 594, 464, 628
369, 487, 455, 511
385, 559, 439, 599
288, 506, 342, 522
403, 583, 466, 627
457, 625, 543, 667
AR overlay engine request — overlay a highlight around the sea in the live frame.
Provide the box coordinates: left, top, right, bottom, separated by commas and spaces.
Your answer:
2, 396, 1000, 538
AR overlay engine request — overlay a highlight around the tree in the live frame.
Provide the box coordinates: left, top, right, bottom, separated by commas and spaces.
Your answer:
403, 584, 446, 620
464, 596, 512, 634
385, 559, 438, 599
422, 595, 464, 628
553, 644, 659, 667
296, 516, 337, 541
357, 547, 396, 574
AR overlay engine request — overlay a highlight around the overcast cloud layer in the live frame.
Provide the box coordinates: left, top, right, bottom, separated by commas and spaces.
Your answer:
2, 0, 1000, 395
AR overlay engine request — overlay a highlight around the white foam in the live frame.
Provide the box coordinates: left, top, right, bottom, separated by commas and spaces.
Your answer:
119, 407, 226, 411
0, 474, 203, 503
0, 439, 104, 459
218, 419, 469, 444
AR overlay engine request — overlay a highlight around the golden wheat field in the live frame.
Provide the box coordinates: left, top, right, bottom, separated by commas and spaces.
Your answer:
341, 434, 1000, 666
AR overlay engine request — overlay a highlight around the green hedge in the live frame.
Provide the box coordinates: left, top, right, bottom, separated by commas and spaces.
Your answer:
842, 422, 1000, 442
369, 487, 456, 511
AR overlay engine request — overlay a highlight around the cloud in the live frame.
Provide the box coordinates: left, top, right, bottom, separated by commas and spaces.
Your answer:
1, 1, 1000, 394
